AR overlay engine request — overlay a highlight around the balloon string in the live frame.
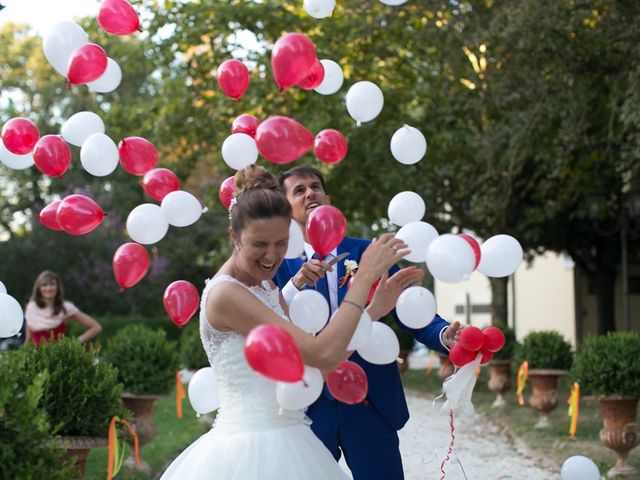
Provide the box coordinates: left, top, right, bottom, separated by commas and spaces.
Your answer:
439, 410, 455, 480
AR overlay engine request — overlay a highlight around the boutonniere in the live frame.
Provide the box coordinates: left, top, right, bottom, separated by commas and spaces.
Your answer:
339, 259, 358, 287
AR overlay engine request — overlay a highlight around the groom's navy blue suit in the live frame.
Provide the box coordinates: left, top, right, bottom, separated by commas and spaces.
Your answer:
275, 236, 449, 480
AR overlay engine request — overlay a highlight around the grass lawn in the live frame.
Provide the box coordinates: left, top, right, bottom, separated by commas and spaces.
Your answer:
402, 366, 640, 477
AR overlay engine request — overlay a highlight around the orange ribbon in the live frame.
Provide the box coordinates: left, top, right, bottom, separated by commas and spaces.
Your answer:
426, 351, 436, 375
107, 416, 142, 479
567, 382, 580, 438
176, 371, 187, 419
516, 361, 528, 406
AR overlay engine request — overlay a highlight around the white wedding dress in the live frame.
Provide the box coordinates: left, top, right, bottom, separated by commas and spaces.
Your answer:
160, 274, 349, 480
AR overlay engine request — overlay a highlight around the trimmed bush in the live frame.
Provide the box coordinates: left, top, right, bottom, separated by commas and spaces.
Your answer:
572, 332, 640, 397
0, 338, 125, 437
491, 324, 518, 361
102, 324, 179, 395
516, 330, 573, 370
0, 371, 77, 479
179, 321, 209, 370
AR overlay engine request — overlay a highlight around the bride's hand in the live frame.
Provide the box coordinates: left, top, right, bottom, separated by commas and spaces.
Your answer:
357, 233, 409, 283
366, 266, 424, 320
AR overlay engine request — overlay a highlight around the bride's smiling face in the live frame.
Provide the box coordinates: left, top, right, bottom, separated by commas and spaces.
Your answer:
232, 216, 290, 284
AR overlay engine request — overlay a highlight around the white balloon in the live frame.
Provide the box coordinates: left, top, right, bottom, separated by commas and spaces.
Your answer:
221, 133, 258, 170
285, 220, 305, 259
314, 59, 344, 95
388, 191, 425, 226
477, 234, 523, 278
561, 455, 600, 480
379, 0, 408, 5
80, 133, 118, 177
0, 141, 34, 170
357, 322, 399, 365
87, 58, 122, 93
426, 234, 475, 283
396, 286, 436, 329
346, 310, 373, 351
0, 281, 6, 295
161, 190, 202, 227
394, 221, 439, 263
61, 111, 105, 147
290, 290, 330, 335
345, 81, 384, 126
42, 21, 89, 77
390, 125, 427, 165
0, 293, 23, 338
126, 203, 169, 244
188, 367, 220, 414
303, 0, 335, 18
276, 366, 323, 410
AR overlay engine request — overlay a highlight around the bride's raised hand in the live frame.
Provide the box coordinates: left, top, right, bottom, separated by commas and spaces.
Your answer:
357, 233, 409, 282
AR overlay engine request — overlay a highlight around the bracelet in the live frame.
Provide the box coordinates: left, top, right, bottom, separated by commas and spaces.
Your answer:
342, 299, 364, 312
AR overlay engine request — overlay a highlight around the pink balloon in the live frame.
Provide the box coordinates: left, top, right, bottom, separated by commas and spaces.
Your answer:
163, 280, 200, 328
39, 201, 63, 231
232, 114, 261, 138
314, 129, 348, 164
255, 116, 314, 164
297, 59, 325, 90
458, 233, 481, 269
449, 343, 477, 367
482, 326, 505, 352
244, 324, 304, 382
218, 176, 235, 209
33, 135, 71, 177
306, 205, 347, 259
1, 118, 40, 155
56, 194, 105, 235
327, 360, 368, 405
113, 243, 150, 290
67, 43, 108, 85
217, 60, 250, 101
141, 168, 180, 201
271, 33, 317, 91
97, 0, 140, 35
118, 136, 158, 175
458, 326, 484, 352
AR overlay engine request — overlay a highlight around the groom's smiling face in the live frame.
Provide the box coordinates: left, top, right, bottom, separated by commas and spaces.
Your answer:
282, 174, 331, 229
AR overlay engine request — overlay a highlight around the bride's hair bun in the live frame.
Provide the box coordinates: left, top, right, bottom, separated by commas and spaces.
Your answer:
234, 165, 279, 197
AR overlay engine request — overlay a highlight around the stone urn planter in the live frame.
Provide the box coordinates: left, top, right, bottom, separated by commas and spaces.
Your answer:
487, 360, 511, 407
599, 396, 639, 478
527, 369, 568, 428
121, 392, 162, 473
57, 436, 108, 478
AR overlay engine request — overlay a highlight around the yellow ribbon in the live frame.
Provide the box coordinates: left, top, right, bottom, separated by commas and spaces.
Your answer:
567, 382, 580, 438
176, 371, 187, 419
516, 361, 528, 406
107, 416, 142, 479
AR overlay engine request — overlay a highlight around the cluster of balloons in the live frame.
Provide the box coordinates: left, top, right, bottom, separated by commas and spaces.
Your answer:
449, 326, 505, 367
0, 282, 24, 339
39, 194, 105, 235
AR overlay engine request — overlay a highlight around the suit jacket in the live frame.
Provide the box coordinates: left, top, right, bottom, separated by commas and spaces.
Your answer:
275, 236, 449, 430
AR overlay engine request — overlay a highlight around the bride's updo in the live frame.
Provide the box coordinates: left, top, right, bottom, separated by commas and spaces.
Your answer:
230, 165, 292, 233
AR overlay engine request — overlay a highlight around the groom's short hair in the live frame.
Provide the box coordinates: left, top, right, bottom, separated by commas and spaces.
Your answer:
277, 166, 328, 195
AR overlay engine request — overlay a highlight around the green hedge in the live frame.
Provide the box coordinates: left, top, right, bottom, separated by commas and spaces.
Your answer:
179, 321, 209, 370
491, 324, 518, 361
516, 330, 573, 370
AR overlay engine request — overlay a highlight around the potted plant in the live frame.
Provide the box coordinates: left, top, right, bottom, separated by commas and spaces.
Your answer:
0, 338, 124, 477
572, 332, 640, 478
516, 330, 573, 427
102, 323, 179, 472
487, 324, 517, 407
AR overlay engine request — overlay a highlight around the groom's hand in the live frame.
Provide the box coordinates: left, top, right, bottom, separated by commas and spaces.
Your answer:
442, 321, 465, 348
292, 260, 332, 290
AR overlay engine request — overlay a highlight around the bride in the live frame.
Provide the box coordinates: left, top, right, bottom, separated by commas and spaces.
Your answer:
160, 165, 410, 479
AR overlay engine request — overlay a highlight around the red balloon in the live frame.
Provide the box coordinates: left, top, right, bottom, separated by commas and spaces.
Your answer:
271, 33, 317, 91
297, 59, 325, 90
306, 205, 347, 259
39, 201, 63, 231
141, 168, 180, 201
348, 277, 379, 305
255, 116, 314, 164
97, 0, 140, 35
314, 129, 348, 165
67, 43, 108, 85
326, 360, 368, 405
482, 326, 506, 352
244, 324, 304, 382
459, 326, 484, 352
458, 233, 481, 269
33, 135, 71, 177
231, 114, 261, 138
163, 280, 200, 328
218, 176, 235, 209
1, 118, 40, 155
480, 346, 494, 365
113, 243, 150, 289
217, 60, 250, 101
118, 136, 158, 175
56, 194, 105, 235
449, 343, 478, 367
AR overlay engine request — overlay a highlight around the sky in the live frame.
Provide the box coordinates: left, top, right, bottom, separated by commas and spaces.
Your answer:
0, 0, 99, 34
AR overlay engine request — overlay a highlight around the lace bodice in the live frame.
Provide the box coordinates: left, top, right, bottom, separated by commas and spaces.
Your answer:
199, 274, 302, 432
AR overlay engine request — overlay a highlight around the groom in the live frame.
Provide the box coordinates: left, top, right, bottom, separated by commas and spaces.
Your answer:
275, 166, 460, 480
